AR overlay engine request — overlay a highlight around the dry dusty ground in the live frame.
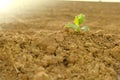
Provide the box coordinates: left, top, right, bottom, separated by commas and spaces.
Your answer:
0, 1, 120, 80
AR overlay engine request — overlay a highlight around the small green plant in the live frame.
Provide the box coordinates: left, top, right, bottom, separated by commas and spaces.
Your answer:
65, 13, 89, 32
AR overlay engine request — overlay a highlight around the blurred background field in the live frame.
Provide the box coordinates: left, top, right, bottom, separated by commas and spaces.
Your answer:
0, 1, 120, 34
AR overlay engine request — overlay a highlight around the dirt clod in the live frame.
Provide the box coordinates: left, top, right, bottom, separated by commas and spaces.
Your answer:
33, 72, 50, 80
0, 30, 119, 80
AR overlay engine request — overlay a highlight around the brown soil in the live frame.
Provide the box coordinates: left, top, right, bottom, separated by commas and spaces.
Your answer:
0, 1, 120, 80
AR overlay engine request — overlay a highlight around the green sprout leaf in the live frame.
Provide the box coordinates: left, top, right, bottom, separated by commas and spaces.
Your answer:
65, 23, 80, 32
81, 26, 89, 31
64, 13, 89, 32
74, 14, 85, 26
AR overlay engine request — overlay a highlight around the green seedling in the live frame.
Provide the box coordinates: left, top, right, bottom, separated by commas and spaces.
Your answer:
65, 14, 89, 32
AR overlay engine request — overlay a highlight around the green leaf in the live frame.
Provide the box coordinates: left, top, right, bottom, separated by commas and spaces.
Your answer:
81, 26, 89, 31
74, 14, 85, 26
65, 23, 80, 32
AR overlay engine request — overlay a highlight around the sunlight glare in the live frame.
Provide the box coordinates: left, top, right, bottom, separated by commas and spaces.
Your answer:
0, 0, 11, 12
